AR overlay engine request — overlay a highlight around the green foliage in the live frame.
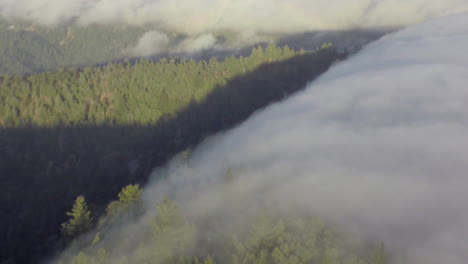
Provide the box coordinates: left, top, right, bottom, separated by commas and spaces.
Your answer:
0, 44, 303, 127
61, 196, 92, 238
118, 184, 142, 208
321, 42, 334, 49
104, 184, 142, 220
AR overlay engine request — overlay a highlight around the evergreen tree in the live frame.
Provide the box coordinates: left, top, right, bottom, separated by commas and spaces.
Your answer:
61, 195, 92, 238
104, 184, 142, 219
117, 184, 142, 209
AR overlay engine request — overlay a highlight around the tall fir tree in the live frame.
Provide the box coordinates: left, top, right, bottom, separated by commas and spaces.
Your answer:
61, 195, 92, 238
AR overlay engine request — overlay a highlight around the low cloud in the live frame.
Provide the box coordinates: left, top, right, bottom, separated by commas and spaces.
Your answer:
129, 30, 170, 56
175, 33, 218, 53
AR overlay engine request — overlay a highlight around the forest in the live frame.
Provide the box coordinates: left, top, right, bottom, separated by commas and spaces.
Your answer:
0, 44, 346, 263
0, 43, 307, 126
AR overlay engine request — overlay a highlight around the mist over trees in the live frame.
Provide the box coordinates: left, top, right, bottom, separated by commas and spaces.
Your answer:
56, 183, 389, 264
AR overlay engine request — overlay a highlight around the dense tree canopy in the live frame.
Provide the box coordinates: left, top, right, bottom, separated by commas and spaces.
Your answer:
0, 43, 299, 127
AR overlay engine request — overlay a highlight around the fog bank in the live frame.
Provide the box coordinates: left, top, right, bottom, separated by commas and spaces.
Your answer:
139, 11, 468, 264
50, 8, 468, 264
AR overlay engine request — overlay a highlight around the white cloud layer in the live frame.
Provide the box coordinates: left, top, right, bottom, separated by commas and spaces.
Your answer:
139, 11, 468, 264
1, 0, 467, 35
175, 33, 218, 53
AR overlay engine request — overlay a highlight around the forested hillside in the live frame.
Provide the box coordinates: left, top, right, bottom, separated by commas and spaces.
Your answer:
0, 44, 343, 263
0, 44, 304, 126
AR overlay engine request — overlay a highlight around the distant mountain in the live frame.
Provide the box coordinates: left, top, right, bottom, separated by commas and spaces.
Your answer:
0, 27, 62, 74
0, 21, 149, 75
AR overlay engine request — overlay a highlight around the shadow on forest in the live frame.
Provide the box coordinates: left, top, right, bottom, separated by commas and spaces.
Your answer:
0, 49, 344, 264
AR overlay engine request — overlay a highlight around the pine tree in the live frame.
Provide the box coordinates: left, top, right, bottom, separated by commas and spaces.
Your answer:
117, 184, 142, 209
104, 184, 142, 220
61, 195, 92, 238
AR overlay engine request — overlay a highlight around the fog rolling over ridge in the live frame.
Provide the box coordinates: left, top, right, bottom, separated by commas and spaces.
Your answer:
145, 12, 468, 264
53, 11, 468, 264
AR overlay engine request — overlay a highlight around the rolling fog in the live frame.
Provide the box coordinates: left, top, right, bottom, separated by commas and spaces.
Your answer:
138, 11, 468, 264
51, 8, 468, 264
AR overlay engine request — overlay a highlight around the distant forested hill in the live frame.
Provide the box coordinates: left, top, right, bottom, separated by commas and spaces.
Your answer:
0, 44, 343, 263
0, 21, 148, 75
